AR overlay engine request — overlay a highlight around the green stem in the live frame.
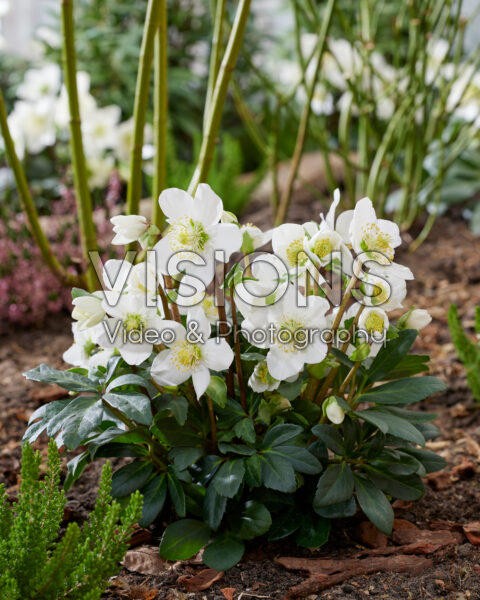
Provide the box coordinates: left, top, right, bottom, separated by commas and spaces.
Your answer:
204, 0, 226, 132
274, 0, 336, 225
127, 0, 160, 216
61, 0, 97, 290
188, 0, 252, 195
0, 90, 81, 288
151, 0, 168, 229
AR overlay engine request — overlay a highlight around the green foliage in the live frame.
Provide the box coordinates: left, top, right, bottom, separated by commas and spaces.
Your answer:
23, 326, 447, 572
447, 304, 480, 401
0, 440, 142, 600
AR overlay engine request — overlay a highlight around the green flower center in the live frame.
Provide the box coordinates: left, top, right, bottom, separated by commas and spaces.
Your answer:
256, 362, 276, 384
276, 316, 307, 352
172, 217, 210, 252
313, 237, 333, 259
83, 339, 97, 357
123, 312, 146, 333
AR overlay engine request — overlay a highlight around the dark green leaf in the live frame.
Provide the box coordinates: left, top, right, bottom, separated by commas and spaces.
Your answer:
296, 513, 331, 548
311, 424, 344, 455
154, 394, 189, 425
61, 397, 104, 449
366, 330, 417, 383
218, 443, 256, 456
359, 376, 446, 406
267, 507, 301, 540
260, 453, 296, 492
111, 461, 154, 497
206, 376, 227, 408
262, 424, 303, 448
233, 418, 256, 444
244, 454, 262, 487
23, 398, 72, 443
203, 484, 227, 531
314, 463, 354, 508
159, 519, 211, 560
139, 474, 167, 526
104, 391, 152, 425
212, 459, 245, 498
354, 409, 425, 445
167, 471, 186, 517
277, 378, 304, 401
354, 474, 394, 534
24, 364, 98, 393
402, 447, 446, 473
383, 355, 430, 380
365, 469, 425, 501
203, 535, 245, 571
106, 373, 150, 392
271, 445, 322, 474
233, 501, 272, 540
314, 496, 356, 519
169, 447, 203, 471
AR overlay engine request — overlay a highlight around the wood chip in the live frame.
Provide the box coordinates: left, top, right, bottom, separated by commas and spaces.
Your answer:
221, 588, 237, 600
353, 521, 388, 548
178, 568, 223, 592
463, 522, 480, 546
122, 545, 172, 576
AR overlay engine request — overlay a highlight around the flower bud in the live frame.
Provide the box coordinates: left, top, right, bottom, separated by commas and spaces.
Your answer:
111, 215, 149, 245
72, 292, 105, 330
403, 308, 432, 331
324, 396, 345, 425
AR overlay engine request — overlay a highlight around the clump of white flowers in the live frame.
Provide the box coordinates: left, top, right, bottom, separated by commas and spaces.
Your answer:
62, 184, 431, 422
2, 63, 153, 190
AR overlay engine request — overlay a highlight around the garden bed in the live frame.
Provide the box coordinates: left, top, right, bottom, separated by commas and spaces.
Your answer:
0, 214, 479, 600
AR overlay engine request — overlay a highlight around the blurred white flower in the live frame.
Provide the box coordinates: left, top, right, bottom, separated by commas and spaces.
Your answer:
115, 117, 153, 163
0, 0, 10, 17
17, 64, 61, 102
86, 154, 115, 189
83, 105, 121, 158
9, 99, 56, 154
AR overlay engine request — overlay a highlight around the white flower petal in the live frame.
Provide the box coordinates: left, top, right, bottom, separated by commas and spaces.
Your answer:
159, 188, 194, 221
204, 338, 234, 371
193, 184, 224, 227
192, 365, 211, 399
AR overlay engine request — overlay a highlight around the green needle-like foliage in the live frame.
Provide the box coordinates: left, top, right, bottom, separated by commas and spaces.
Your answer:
0, 440, 142, 600
447, 304, 480, 401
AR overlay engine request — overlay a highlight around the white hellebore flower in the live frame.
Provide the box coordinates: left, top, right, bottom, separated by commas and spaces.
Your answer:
240, 224, 273, 252
405, 309, 432, 331
324, 396, 345, 425
272, 222, 318, 271
358, 306, 390, 357
177, 290, 222, 325
97, 293, 164, 365
17, 64, 61, 101
242, 287, 329, 380
357, 269, 407, 312
154, 185, 242, 285
83, 104, 121, 158
338, 197, 401, 264
56, 71, 97, 129
248, 360, 280, 393
111, 215, 149, 246
151, 307, 234, 398
10, 99, 56, 154
63, 323, 113, 369
115, 117, 153, 163
87, 154, 115, 190
72, 291, 105, 330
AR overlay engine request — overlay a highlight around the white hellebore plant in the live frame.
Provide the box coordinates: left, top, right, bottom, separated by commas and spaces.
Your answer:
71, 291, 106, 330
111, 215, 150, 247
403, 308, 432, 331
151, 307, 234, 398
63, 323, 113, 369
154, 184, 242, 286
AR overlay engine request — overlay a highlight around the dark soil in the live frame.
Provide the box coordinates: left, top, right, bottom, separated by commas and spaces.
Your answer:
1, 215, 479, 600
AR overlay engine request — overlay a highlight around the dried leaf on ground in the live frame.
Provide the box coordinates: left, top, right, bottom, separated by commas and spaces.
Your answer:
463, 522, 480, 546
277, 554, 433, 599
221, 588, 237, 600
178, 568, 223, 592
353, 521, 388, 548
122, 545, 172, 576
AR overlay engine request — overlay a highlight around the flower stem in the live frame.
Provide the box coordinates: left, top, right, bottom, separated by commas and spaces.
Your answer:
188, 0, 252, 195
127, 0, 160, 216
0, 90, 82, 288
230, 285, 247, 410
151, 0, 168, 229
207, 396, 217, 450
61, 0, 98, 290
274, 0, 336, 225
204, 0, 226, 132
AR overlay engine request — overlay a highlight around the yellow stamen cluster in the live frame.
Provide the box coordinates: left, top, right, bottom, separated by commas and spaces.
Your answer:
364, 312, 385, 333
313, 237, 334, 260
286, 239, 308, 267
276, 316, 307, 353
170, 341, 202, 372
361, 223, 394, 261
256, 362, 276, 384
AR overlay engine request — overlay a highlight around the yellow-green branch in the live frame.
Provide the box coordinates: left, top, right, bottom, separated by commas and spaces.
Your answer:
127, 0, 161, 216
0, 90, 81, 288
61, 0, 97, 290
204, 0, 226, 132
188, 0, 252, 195
151, 0, 168, 229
